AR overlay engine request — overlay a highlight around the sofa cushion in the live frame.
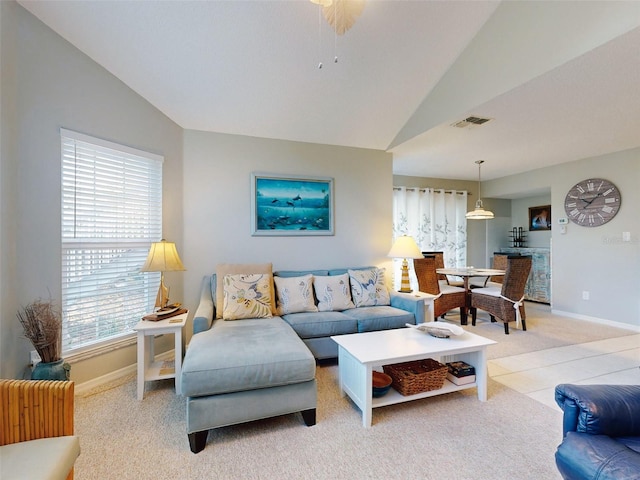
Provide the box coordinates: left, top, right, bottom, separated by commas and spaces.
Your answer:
222, 273, 273, 320
281, 310, 357, 339
215, 263, 276, 318
182, 317, 315, 397
556, 432, 640, 480
274, 274, 318, 315
313, 273, 355, 312
343, 305, 415, 333
348, 267, 390, 307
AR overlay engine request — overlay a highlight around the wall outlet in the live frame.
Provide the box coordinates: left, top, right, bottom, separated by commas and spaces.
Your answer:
30, 350, 41, 366
582, 291, 590, 300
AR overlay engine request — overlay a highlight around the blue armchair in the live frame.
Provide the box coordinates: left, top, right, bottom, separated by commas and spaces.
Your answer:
555, 384, 640, 480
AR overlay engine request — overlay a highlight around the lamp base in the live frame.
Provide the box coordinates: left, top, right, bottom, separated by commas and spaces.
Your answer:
398, 259, 413, 293
154, 272, 170, 310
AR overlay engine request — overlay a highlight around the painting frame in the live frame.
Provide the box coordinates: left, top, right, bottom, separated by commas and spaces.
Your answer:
251, 173, 334, 236
529, 205, 551, 231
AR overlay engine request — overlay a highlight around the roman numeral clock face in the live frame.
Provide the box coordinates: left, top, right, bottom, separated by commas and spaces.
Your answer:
564, 178, 621, 227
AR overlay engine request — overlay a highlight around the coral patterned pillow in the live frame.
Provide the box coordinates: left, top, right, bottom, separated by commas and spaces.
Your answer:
348, 268, 390, 307
313, 274, 355, 312
274, 274, 318, 315
222, 273, 273, 320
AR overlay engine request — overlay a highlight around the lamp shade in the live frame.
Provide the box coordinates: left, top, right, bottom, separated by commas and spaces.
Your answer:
387, 235, 423, 259
140, 240, 186, 272
466, 199, 495, 220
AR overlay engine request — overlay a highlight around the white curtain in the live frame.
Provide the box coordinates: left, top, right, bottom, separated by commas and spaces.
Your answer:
392, 187, 468, 289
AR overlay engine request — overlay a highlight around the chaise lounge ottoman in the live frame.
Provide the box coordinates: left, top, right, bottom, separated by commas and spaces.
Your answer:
181, 314, 317, 453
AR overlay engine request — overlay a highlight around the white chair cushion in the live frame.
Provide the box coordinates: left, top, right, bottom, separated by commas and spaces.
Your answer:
469, 276, 489, 287
471, 286, 502, 297
440, 284, 465, 294
0, 436, 80, 480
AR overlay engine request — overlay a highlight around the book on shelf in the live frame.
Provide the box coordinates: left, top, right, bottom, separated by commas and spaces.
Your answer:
446, 360, 475, 377
447, 373, 476, 385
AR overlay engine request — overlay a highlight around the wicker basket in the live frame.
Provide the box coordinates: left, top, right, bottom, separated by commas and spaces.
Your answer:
383, 358, 448, 396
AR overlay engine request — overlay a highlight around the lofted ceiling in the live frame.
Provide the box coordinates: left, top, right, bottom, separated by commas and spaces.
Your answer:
17, 0, 640, 182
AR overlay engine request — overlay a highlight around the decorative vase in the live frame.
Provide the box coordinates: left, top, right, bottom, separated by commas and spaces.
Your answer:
31, 359, 70, 381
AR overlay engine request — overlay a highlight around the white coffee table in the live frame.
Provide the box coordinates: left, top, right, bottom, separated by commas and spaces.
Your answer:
331, 327, 496, 427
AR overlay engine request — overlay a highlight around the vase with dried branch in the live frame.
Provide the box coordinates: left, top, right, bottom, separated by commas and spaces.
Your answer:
17, 298, 70, 380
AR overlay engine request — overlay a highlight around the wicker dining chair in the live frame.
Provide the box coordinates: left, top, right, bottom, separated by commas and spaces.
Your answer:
421, 251, 463, 287
414, 256, 468, 323
470, 255, 532, 334
481, 252, 511, 288
0, 379, 79, 480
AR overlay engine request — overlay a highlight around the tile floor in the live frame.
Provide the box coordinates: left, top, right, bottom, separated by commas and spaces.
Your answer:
489, 334, 640, 411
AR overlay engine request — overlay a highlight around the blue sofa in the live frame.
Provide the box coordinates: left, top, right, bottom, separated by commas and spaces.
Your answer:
555, 383, 640, 480
181, 266, 426, 453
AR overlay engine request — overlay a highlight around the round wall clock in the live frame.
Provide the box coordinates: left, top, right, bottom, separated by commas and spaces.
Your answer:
564, 178, 621, 227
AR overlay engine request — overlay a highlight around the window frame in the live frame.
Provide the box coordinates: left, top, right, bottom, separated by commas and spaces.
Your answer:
60, 128, 163, 357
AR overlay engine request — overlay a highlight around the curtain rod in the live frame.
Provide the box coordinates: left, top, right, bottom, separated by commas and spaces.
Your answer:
393, 187, 471, 196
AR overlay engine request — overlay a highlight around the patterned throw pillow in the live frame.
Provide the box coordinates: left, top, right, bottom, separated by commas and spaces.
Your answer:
222, 273, 273, 320
274, 274, 318, 315
215, 263, 276, 318
313, 273, 355, 312
348, 268, 391, 307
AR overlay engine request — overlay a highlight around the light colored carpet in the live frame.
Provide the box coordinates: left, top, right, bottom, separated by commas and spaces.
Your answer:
73, 303, 637, 480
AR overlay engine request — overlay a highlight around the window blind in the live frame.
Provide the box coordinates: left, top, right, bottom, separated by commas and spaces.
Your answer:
61, 129, 163, 354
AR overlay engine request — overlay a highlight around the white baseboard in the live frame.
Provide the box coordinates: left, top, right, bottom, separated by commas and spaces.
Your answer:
74, 350, 175, 396
551, 309, 640, 333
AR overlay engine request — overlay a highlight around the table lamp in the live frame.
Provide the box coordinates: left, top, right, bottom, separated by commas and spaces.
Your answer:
140, 239, 186, 309
388, 235, 423, 293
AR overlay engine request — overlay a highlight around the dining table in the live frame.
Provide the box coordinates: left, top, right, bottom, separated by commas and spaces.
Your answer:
436, 267, 506, 292
436, 267, 506, 322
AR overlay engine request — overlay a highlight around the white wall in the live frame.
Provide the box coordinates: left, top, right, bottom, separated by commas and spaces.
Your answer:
484, 150, 640, 327
0, 2, 184, 381
182, 131, 393, 340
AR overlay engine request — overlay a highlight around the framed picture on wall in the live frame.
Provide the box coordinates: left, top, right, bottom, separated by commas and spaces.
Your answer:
529, 205, 551, 231
251, 173, 334, 236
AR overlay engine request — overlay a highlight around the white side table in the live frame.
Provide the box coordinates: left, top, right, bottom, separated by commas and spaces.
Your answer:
133, 311, 188, 400
395, 291, 436, 323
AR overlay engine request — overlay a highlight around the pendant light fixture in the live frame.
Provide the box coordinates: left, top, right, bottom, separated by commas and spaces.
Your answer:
466, 160, 494, 220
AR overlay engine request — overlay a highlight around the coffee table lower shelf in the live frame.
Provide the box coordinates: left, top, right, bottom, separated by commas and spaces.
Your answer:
371, 378, 476, 408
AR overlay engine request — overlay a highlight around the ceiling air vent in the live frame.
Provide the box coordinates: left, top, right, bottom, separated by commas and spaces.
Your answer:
451, 116, 492, 128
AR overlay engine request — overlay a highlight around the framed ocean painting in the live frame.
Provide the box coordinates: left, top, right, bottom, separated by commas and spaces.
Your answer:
251, 173, 334, 236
